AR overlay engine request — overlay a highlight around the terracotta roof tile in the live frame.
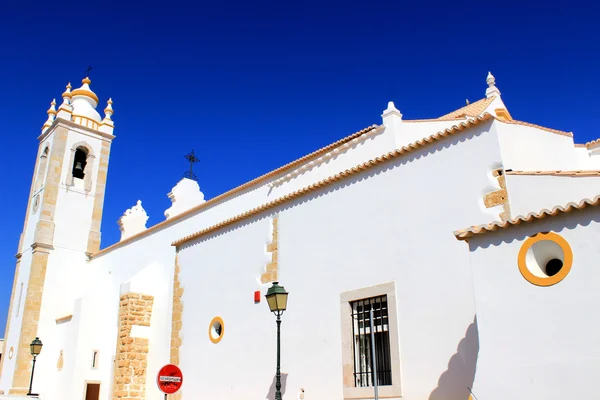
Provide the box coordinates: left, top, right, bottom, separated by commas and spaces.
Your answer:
454, 194, 600, 240
173, 114, 494, 247
585, 138, 600, 148
438, 97, 496, 120
499, 119, 572, 137
506, 170, 600, 177
404, 118, 468, 123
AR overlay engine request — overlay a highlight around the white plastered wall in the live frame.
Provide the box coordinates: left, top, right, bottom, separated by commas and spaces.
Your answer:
4, 110, 547, 399
574, 146, 600, 169
176, 122, 502, 400
496, 121, 578, 171
466, 208, 600, 400
506, 174, 600, 217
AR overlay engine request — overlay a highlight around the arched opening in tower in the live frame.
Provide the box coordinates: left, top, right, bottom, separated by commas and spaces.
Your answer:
73, 147, 88, 180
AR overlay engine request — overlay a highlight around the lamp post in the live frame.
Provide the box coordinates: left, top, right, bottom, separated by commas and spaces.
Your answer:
265, 282, 289, 400
27, 337, 43, 396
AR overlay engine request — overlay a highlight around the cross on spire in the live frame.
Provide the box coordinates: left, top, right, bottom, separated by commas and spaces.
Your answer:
86, 65, 93, 77
183, 149, 200, 181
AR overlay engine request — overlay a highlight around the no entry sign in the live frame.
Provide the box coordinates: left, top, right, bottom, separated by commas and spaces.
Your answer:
157, 364, 183, 394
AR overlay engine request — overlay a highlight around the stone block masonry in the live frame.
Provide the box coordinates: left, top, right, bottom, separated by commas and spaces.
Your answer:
112, 293, 154, 400
170, 254, 183, 400
261, 216, 279, 284
483, 169, 511, 221
9, 248, 51, 395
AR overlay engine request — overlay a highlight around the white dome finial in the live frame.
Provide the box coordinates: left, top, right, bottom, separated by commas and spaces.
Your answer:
486, 71, 501, 98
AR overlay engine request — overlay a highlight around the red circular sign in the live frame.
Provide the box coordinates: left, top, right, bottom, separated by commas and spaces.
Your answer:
157, 364, 183, 394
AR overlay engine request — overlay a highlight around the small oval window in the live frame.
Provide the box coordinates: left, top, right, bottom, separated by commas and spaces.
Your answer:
209, 317, 224, 344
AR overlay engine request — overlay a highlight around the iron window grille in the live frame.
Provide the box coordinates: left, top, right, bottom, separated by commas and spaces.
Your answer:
350, 295, 392, 387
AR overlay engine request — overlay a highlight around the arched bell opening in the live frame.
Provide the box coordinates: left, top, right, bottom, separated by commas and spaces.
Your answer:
72, 147, 88, 180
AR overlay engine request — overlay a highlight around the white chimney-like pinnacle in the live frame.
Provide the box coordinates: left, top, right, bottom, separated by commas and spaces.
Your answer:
486, 71, 501, 98
118, 200, 149, 241
382, 100, 402, 127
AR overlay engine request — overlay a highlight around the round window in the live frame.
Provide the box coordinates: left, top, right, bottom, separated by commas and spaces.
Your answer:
208, 317, 224, 344
518, 232, 573, 286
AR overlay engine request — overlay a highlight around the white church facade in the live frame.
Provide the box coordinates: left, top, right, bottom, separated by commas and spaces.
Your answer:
1, 73, 599, 400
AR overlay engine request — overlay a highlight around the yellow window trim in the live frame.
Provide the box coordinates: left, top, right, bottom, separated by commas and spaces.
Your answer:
209, 316, 225, 344
517, 232, 573, 286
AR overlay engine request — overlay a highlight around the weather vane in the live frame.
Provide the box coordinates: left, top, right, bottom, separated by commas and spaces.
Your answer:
183, 149, 200, 181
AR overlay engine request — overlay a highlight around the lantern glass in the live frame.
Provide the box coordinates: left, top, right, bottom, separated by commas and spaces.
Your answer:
267, 294, 279, 312
30, 337, 43, 357
275, 292, 288, 311
265, 282, 289, 313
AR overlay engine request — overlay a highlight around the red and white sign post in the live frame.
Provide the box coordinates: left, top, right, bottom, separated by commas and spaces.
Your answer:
157, 364, 183, 399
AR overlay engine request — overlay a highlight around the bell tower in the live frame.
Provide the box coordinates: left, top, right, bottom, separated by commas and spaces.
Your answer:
0, 77, 115, 396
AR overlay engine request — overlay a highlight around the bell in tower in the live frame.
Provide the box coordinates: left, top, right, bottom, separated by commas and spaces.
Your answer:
72, 147, 88, 179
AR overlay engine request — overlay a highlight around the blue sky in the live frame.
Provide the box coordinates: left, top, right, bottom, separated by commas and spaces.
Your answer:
0, 1, 598, 333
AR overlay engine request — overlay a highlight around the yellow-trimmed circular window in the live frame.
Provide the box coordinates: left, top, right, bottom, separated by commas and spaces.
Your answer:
517, 232, 573, 286
208, 316, 224, 344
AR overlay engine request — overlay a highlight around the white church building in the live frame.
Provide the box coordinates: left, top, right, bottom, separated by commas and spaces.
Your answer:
1, 73, 599, 400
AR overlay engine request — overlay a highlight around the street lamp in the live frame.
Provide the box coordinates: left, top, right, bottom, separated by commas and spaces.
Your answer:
265, 282, 289, 400
27, 337, 43, 396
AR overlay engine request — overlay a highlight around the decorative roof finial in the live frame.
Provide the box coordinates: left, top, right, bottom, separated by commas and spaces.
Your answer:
101, 98, 114, 127
486, 71, 501, 98
381, 100, 402, 126
104, 98, 114, 118
466, 99, 470, 105
60, 82, 72, 107
48, 99, 57, 114
382, 101, 402, 118
42, 99, 57, 132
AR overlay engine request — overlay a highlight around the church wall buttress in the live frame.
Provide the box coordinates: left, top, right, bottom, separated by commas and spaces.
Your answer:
87, 140, 111, 255
112, 293, 154, 400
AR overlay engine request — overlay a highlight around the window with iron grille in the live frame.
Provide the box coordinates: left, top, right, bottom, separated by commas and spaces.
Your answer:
350, 295, 392, 387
